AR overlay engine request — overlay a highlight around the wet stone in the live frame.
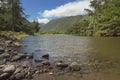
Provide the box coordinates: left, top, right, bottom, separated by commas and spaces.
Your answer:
69, 62, 81, 71
0, 70, 3, 75
3, 65, 16, 73
42, 61, 50, 66
11, 54, 27, 61
0, 48, 5, 54
56, 62, 68, 69
14, 68, 21, 74
15, 72, 25, 80
42, 54, 49, 59
0, 73, 10, 80
14, 42, 22, 47
0, 53, 10, 59
34, 59, 43, 62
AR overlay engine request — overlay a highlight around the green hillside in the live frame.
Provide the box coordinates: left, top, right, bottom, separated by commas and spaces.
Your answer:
40, 15, 85, 33
66, 0, 120, 37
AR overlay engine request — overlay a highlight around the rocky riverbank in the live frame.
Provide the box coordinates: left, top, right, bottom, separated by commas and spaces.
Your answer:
0, 35, 114, 80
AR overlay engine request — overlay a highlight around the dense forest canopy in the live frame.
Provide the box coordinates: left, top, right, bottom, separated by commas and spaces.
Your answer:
0, 0, 39, 34
66, 0, 120, 36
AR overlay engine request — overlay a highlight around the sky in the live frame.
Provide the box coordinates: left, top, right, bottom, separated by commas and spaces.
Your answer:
21, 0, 91, 24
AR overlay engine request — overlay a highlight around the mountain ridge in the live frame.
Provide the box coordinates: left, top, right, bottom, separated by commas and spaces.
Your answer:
40, 15, 86, 32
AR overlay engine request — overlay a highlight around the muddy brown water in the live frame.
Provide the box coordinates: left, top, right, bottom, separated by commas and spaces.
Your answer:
21, 34, 120, 80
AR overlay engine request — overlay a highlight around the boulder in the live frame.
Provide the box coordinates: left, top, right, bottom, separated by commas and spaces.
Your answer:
26, 54, 33, 59
0, 53, 10, 58
14, 68, 21, 74
5, 40, 12, 44
3, 65, 16, 73
42, 61, 50, 66
34, 59, 43, 62
48, 72, 54, 75
43, 69, 49, 73
11, 55, 21, 61
11, 54, 26, 61
14, 42, 22, 47
56, 60, 63, 63
35, 71, 40, 74
0, 73, 10, 80
5, 48, 12, 52
0, 70, 3, 75
35, 48, 41, 52
56, 62, 68, 68
9, 74, 16, 80
0, 48, 5, 54
69, 62, 81, 71
15, 73, 25, 80
22, 63, 29, 68
19, 54, 27, 58
42, 54, 49, 59
0, 61, 5, 65
25, 71, 32, 79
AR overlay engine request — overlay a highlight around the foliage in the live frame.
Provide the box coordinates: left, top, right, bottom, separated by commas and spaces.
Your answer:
66, 19, 90, 36
0, 0, 39, 35
31, 20, 40, 32
66, 0, 120, 37
0, 30, 28, 40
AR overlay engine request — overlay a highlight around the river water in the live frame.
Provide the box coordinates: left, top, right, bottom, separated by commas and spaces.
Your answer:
21, 34, 120, 80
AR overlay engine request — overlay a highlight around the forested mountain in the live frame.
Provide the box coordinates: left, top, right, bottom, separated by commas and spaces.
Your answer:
66, 0, 120, 36
40, 15, 85, 33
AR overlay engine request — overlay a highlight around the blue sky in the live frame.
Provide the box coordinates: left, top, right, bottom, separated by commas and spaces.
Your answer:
21, 0, 91, 23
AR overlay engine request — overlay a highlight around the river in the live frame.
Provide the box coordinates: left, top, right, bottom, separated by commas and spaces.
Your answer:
21, 34, 120, 80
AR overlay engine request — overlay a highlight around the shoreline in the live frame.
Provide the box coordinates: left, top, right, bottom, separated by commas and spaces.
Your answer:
0, 34, 87, 80
0, 34, 116, 80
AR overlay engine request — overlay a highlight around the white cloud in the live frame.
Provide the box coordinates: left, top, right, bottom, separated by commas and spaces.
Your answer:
38, 18, 50, 24
42, 0, 91, 18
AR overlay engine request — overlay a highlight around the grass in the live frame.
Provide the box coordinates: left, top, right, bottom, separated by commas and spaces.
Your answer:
35, 31, 66, 35
0, 31, 29, 40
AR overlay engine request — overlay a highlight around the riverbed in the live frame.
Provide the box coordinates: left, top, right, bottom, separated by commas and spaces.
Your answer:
21, 34, 120, 80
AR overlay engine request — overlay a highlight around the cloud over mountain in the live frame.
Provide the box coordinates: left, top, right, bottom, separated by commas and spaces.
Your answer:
38, 18, 50, 24
41, 0, 91, 18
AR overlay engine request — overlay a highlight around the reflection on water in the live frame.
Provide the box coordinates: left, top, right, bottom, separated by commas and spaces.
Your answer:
21, 35, 120, 80
21, 35, 94, 63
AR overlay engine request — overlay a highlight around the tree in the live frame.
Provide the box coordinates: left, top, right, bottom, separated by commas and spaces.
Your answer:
67, 0, 120, 36
10, 0, 25, 31
0, 0, 25, 31
31, 20, 40, 32
0, 0, 37, 34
